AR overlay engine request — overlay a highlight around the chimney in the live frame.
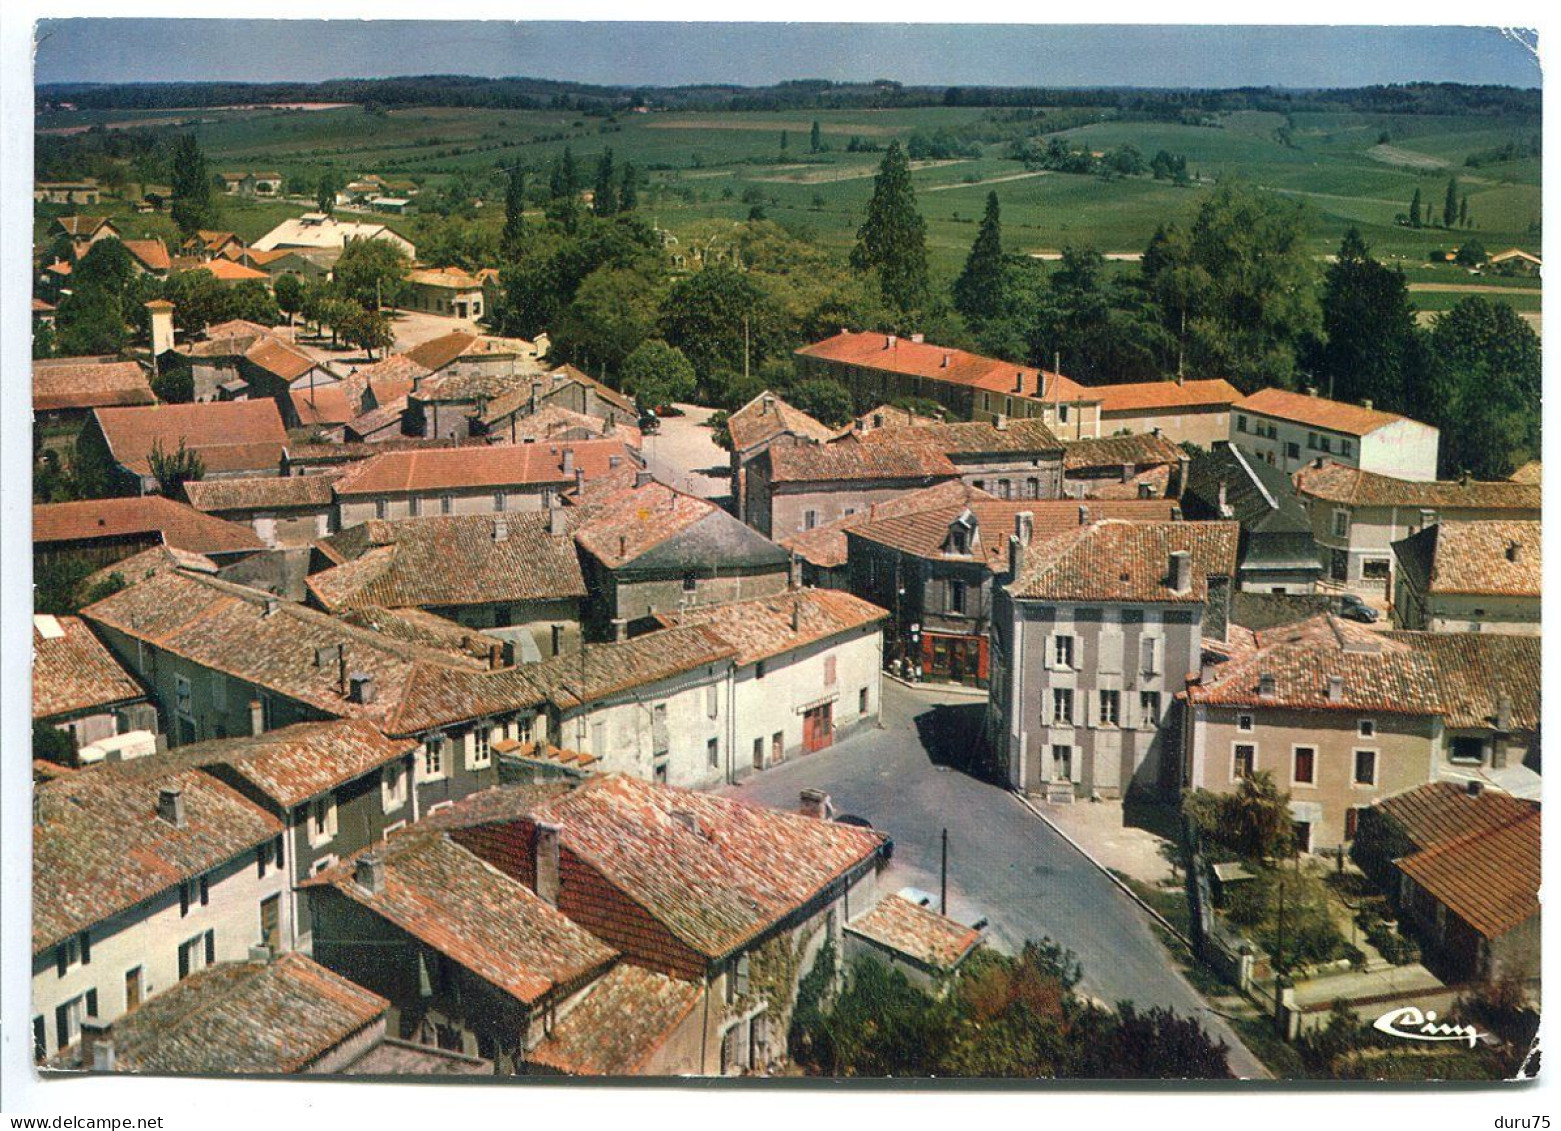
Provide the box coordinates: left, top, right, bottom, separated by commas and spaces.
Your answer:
561, 448, 575, 476
548, 505, 568, 536
1258, 672, 1277, 699
885, 334, 896, 350
762, 394, 775, 414
791, 600, 802, 632
941, 353, 951, 369
619, 534, 628, 558
994, 413, 1009, 431
789, 550, 803, 590
250, 699, 266, 737
1496, 694, 1514, 731
635, 469, 654, 488
248, 944, 272, 965
356, 854, 386, 895
1326, 675, 1344, 704
610, 618, 628, 642
488, 642, 504, 671
534, 822, 562, 906
493, 518, 509, 542
1121, 462, 1134, 483
349, 673, 377, 704
1138, 482, 1155, 499
670, 810, 702, 837
1216, 481, 1228, 515
338, 646, 349, 697
1362, 398, 1374, 410
574, 468, 585, 493
1169, 549, 1192, 594
1465, 779, 1484, 797
157, 786, 186, 828
263, 597, 280, 618
799, 788, 833, 820
1506, 541, 1524, 563
1014, 511, 1034, 546
1008, 534, 1026, 581
910, 333, 924, 344
1077, 504, 1090, 526
1306, 386, 1319, 398
1460, 469, 1471, 487
81, 1017, 114, 1072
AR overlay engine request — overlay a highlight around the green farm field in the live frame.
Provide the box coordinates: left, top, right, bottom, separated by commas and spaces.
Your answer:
37, 100, 1540, 313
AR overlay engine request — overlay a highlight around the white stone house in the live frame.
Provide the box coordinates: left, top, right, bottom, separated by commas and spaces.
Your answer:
1231, 387, 1440, 482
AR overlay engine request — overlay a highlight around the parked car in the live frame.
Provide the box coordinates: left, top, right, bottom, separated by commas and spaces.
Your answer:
637, 410, 661, 435
1337, 594, 1380, 623
836, 814, 894, 862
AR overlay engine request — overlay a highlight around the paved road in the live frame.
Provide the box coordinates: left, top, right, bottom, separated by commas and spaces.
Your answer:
640, 403, 732, 504
721, 679, 1269, 1078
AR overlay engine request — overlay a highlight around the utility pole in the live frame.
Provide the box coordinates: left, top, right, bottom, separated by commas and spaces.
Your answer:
940, 828, 949, 916
743, 313, 751, 380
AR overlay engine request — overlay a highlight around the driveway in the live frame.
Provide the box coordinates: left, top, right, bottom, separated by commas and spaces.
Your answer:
721, 679, 1269, 1078
641, 403, 732, 505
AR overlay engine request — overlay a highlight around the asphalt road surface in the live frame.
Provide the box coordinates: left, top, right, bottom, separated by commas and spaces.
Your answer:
720, 678, 1269, 1079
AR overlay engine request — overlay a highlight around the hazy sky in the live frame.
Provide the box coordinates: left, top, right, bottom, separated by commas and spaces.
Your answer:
34, 21, 1541, 89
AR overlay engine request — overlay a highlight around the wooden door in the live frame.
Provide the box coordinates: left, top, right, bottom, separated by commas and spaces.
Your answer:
125, 967, 143, 1011
260, 895, 281, 954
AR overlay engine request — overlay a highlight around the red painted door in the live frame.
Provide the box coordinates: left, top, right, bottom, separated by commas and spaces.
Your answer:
803, 704, 834, 753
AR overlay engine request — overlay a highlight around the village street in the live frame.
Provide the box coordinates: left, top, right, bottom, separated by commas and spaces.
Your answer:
721, 679, 1271, 1079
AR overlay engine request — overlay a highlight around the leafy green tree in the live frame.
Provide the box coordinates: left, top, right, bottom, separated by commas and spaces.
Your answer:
780, 130, 789, 152
224, 280, 282, 326
1455, 238, 1487, 267
1459, 195, 1470, 228
619, 161, 638, 212
1311, 228, 1429, 414
316, 172, 341, 216
851, 141, 930, 315
494, 214, 660, 340
620, 339, 696, 411
1426, 297, 1541, 478
333, 237, 410, 310
1443, 176, 1460, 229
415, 214, 500, 274
162, 269, 231, 335
55, 285, 127, 356
659, 265, 784, 381
810, 120, 823, 153
790, 379, 854, 427
547, 147, 581, 230
501, 164, 527, 260
593, 148, 618, 217
147, 438, 205, 499
1140, 186, 1321, 391
72, 236, 138, 295
170, 133, 215, 236
953, 192, 1007, 325
1409, 187, 1423, 229
274, 272, 305, 326
34, 719, 77, 763
1183, 771, 1296, 861
552, 265, 663, 375
151, 364, 195, 404
341, 306, 395, 359
32, 317, 56, 360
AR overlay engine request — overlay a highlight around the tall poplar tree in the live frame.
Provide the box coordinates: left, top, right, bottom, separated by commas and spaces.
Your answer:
170, 134, 215, 236
810, 121, 823, 153
1409, 187, 1423, 229
953, 191, 1007, 324
619, 161, 638, 212
593, 148, 618, 216
501, 164, 526, 259
851, 141, 929, 315
1443, 176, 1460, 229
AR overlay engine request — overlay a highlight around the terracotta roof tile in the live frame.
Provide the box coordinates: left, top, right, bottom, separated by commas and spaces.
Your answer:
32, 614, 146, 722
654, 588, 886, 667
726, 391, 837, 452
403, 331, 481, 373
779, 481, 994, 570
332, 439, 634, 496
33, 358, 156, 412
520, 626, 736, 711
526, 964, 700, 1075
290, 385, 355, 427
764, 440, 957, 484
34, 766, 282, 952
1235, 388, 1419, 437
32, 496, 265, 556
1010, 520, 1238, 603
449, 774, 887, 960
184, 473, 340, 513
93, 401, 288, 478
845, 894, 981, 972
54, 953, 388, 1074
853, 416, 1063, 457
1294, 461, 1542, 511
120, 238, 172, 274
1392, 520, 1540, 597
1508, 460, 1542, 485
1372, 781, 1540, 855
569, 478, 717, 568
797, 331, 1097, 405
1063, 431, 1186, 471
307, 513, 587, 611
1092, 377, 1241, 414
305, 831, 616, 1006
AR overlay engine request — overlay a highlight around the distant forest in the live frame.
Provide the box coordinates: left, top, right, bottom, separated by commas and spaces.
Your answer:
36, 76, 1541, 118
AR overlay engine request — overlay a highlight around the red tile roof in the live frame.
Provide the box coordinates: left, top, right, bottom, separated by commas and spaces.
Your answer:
1092, 377, 1241, 414
569, 478, 716, 568
193, 258, 270, 283
60, 953, 387, 1075
845, 894, 981, 972
654, 588, 886, 667
450, 774, 887, 961
1508, 460, 1542, 486
525, 964, 700, 1075
726, 391, 838, 453
1372, 781, 1540, 855
306, 831, 617, 1006
764, 440, 958, 484
33, 358, 156, 412
780, 480, 994, 569
93, 400, 288, 478
797, 331, 1097, 405
520, 625, 736, 711
1396, 813, 1539, 940
403, 331, 482, 373
183, 473, 339, 513
32, 614, 146, 722
1235, 388, 1418, 437
1010, 520, 1239, 604
1392, 520, 1541, 597
332, 439, 634, 497
32, 496, 265, 556
290, 385, 355, 427
1293, 461, 1541, 511
34, 766, 282, 952
1063, 431, 1186, 471
120, 238, 172, 274
307, 513, 587, 611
